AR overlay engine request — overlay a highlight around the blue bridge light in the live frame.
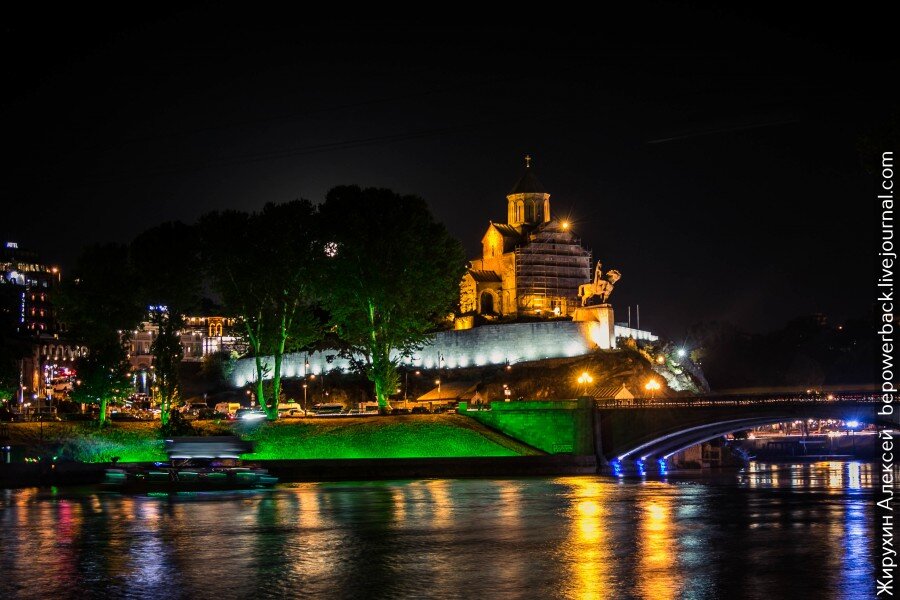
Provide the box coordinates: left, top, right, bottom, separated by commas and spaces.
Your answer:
612, 460, 624, 477
657, 458, 668, 475
636, 459, 646, 476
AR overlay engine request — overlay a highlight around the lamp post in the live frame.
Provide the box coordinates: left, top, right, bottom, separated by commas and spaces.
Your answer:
303, 383, 308, 415
435, 379, 441, 403
645, 379, 661, 401
404, 370, 419, 409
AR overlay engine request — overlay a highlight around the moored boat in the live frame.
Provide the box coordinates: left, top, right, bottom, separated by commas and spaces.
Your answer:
104, 436, 277, 493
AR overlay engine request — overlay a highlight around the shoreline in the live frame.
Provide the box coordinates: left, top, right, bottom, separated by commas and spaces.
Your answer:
0, 454, 598, 489
0, 454, 872, 490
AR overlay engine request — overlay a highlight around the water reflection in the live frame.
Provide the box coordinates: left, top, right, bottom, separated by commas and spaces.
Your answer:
637, 490, 678, 600
0, 463, 874, 600
565, 480, 609, 600
744, 461, 873, 490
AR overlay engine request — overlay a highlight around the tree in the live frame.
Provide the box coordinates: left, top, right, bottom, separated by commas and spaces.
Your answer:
131, 222, 201, 425
317, 186, 466, 411
57, 244, 144, 425
147, 307, 183, 425
200, 349, 237, 390
68, 339, 133, 426
200, 201, 322, 420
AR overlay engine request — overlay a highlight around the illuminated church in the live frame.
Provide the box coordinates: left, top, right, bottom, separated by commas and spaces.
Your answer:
459, 157, 592, 321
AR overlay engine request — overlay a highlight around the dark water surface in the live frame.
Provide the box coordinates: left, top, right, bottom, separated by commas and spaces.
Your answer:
0, 462, 873, 599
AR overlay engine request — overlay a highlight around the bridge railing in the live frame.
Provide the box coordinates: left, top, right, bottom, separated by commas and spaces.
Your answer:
594, 394, 879, 409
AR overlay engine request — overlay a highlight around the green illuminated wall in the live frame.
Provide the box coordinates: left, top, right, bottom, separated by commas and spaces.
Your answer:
4, 416, 542, 463
239, 415, 539, 459
458, 399, 595, 455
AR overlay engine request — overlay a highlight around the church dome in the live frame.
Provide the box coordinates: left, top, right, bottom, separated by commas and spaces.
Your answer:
508, 163, 546, 195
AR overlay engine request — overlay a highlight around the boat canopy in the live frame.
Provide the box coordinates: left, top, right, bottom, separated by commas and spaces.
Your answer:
164, 436, 254, 459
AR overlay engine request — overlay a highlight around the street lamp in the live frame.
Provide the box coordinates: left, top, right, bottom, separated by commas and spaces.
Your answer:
404, 370, 410, 403
303, 383, 308, 415
645, 379, 661, 400
435, 379, 441, 402
404, 370, 419, 408
577, 372, 593, 396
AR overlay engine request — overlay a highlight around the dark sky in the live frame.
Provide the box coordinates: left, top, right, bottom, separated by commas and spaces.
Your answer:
2, 5, 893, 339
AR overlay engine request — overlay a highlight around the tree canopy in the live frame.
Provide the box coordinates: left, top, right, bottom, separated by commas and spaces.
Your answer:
317, 185, 466, 409
200, 200, 323, 419
57, 244, 144, 424
130, 221, 201, 424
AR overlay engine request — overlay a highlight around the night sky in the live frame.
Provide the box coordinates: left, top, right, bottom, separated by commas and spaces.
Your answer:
3, 6, 894, 338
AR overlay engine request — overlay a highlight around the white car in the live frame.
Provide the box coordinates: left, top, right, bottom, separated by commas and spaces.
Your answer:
279, 408, 305, 418
236, 408, 267, 421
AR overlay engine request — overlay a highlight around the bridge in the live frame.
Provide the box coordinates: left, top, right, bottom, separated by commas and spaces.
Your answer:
458, 390, 891, 475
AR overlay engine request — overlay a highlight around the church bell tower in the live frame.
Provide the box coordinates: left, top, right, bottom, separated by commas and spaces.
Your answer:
507, 155, 551, 228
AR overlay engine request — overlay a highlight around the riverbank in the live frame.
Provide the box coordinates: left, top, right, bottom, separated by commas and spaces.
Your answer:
0, 454, 599, 488
0, 414, 541, 464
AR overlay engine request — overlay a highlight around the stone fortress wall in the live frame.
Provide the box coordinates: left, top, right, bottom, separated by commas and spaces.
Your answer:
231, 321, 657, 387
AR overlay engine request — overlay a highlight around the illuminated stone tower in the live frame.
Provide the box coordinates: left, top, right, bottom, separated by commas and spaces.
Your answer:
506, 155, 551, 227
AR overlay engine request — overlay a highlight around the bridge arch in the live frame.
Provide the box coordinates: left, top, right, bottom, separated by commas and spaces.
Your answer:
597, 401, 885, 471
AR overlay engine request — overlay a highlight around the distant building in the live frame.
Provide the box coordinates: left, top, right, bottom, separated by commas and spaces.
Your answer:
415, 381, 479, 405
0, 241, 60, 334
0, 241, 84, 413
589, 383, 636, 402
459, 157, 592, 320
128, 314, 241, 370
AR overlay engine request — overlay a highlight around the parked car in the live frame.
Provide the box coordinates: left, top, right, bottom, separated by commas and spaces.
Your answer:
214, 402, 241, 416
195, 408, 226, 420
235, 408, 266, 421
181, 402, 210, 418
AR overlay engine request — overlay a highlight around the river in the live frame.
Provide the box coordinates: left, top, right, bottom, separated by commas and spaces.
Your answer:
0, 462, 874, 599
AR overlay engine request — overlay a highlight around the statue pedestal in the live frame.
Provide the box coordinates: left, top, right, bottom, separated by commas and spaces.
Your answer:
573, 304, 616, 350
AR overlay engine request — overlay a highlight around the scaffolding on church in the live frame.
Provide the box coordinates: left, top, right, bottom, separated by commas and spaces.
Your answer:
514, 225, 591, 316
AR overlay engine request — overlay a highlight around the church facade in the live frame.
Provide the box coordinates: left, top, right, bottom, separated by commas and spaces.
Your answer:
459, 158, 592, 322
